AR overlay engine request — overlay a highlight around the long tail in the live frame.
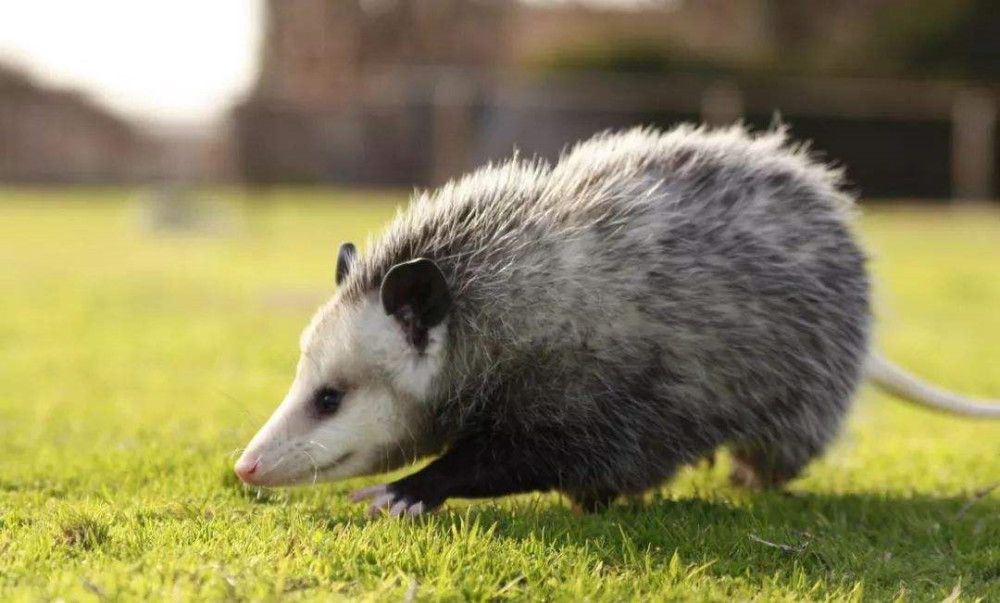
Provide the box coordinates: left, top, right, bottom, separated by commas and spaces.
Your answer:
865, 353, 1000, 418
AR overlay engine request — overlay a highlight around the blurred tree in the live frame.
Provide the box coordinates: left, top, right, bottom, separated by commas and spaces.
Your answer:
899, 0, 1000, 81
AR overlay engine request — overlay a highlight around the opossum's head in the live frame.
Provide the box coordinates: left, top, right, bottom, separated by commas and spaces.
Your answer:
234, 243, 452, 487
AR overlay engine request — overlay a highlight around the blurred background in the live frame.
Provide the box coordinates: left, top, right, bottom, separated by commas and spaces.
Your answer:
1, 0, 1000, 201
3, 4, 1000, 599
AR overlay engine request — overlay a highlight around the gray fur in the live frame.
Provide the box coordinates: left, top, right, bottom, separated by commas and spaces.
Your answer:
337, 123, 871, 498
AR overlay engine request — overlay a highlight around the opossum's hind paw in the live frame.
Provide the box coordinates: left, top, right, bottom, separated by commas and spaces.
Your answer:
728, 458, 764, 489
350, 484, 429, 517
728, 449, 807, 491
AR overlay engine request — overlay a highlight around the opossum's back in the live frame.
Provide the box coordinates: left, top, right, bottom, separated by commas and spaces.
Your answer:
558, 127, 871, 395
551, 127, 866, 299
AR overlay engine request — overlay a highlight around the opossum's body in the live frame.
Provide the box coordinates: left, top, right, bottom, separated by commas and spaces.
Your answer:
235, 125, 997, 515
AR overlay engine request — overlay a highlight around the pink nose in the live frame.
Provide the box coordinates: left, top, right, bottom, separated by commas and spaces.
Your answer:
234, 458, 260, 484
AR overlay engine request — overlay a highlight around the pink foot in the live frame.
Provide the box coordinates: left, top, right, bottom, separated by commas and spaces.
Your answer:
350, 484, 428, 517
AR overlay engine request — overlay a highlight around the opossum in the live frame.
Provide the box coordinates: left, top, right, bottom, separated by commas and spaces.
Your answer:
234, 125, 1000, 516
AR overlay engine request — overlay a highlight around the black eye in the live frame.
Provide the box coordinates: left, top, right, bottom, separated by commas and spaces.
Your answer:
314, 387, 343, 416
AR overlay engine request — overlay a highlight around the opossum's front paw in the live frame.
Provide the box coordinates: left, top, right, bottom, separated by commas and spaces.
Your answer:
349, 484, 436, 518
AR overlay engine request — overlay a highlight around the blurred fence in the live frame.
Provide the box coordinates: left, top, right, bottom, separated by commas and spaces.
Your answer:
235, 69, 1000, 201
4, 62, 998, 201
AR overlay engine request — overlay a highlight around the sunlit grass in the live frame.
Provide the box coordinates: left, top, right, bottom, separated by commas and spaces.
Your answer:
1, 188, 998, 600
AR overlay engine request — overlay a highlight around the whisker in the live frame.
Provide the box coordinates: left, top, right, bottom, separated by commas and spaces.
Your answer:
257, 453, 289, 479
396, 421, 419, 466
308, 440, 330, 452
302, 449, 320, 485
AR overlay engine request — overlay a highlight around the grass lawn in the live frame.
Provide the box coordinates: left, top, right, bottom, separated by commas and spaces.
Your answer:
1, 188, 998, 601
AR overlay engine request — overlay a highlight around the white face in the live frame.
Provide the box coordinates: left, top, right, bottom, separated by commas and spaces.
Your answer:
234, 293, 448, 487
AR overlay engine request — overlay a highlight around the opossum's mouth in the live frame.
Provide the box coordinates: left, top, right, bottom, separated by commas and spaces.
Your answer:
316, 452, 353, 473
275, 451, 354, 485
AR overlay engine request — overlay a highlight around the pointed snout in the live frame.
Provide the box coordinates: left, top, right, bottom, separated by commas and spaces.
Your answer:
234, 454, 261, 485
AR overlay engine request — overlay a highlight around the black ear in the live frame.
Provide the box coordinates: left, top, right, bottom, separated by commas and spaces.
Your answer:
336, 242, 357, 286
380, 258, 452, 349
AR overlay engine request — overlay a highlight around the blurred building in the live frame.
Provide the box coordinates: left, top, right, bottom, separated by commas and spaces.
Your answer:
233, 0, 769, 186
233, 0, 508, 186
0, 64, 156, 183
233, 0, 1000, 200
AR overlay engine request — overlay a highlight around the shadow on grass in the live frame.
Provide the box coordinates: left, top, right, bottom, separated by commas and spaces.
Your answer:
305, 490, 999, 598
479, 492, 998, 597
216, 453, 998, 597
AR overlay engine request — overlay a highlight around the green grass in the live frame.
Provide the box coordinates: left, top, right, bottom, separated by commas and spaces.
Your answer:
1, 188, 999, 601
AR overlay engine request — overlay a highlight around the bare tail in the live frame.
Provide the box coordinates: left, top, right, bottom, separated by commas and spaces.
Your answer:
865, 353, 1000, 418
